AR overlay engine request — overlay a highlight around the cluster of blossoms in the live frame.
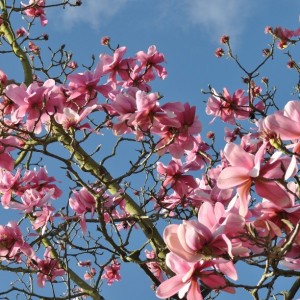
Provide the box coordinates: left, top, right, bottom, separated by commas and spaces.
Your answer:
1, 6, 300, 298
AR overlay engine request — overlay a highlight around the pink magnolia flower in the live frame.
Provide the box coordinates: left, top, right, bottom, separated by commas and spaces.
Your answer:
271, 26, 300, 49
54, 105, 97, 131
5, 80, 65, 133
21, 0, 48, 27
262, 101, 300, 140
154, 102, 202, 158
156, 252, 236, 300
0, 167, 61, 209
0, 136, 20, 171
99, 46, 135, 84
217, 143, 297, 216
16, 27, 29, 37
84, 268, 96, 280
28, 167, 62, 199
252, 183, 300, 238
0, 221, 34, 261
67, 68, 111, 103
184, 135, 210, 170
157, 159, 198, 197
0, 69, 8, 85
145, 250, 164, 282
28, 41, 40, 54
101, 259, 121, 285
163, 202, 245, 263
32, 205, 56, 235
280, 244, 300, 270
69, 188, 96, 234
136, 45, 167, 81
206, 88, 250, 124
34, 247, 65, 287
8, 188, 54, 213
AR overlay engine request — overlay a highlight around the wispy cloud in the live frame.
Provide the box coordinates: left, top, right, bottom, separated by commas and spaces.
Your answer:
159, 0, 255, 44
187, 0, 253, 38
54, 0, 129, 29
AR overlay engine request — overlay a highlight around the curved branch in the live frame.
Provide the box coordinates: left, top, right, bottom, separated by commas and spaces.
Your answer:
52, 123, 167, 258
0, 1, 33, 85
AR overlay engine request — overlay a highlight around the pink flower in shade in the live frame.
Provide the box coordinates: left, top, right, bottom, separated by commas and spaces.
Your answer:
157, 159, 198, 197
101, 259, 121, 285
156, 252, 236, 300
262, 101, 300, 141
163, 202, 245, 263
206, 88, 250, 124
21, 0, 48, 27
0, 222, 34, 262
34, 247, 65, 287
136, 45, 167, 80
145, 250, 164, 282
69, 188, 96, 234
217, 143, 297, 216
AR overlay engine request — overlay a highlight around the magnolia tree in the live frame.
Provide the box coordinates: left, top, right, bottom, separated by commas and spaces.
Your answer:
0, 1, 300, 300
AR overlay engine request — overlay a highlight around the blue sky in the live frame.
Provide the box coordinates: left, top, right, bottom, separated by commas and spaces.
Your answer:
1, 1, 300, 299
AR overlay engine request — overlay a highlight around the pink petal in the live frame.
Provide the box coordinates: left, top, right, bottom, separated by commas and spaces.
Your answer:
217, 167, 251, 189
156, 274, 185, 299
223, 143, 254, 168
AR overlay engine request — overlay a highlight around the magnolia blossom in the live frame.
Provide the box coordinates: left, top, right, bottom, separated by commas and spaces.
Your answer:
34, 247, 65, 287
69, 188, 96, 233
206, 88, 250, 124
136, 45, 167, 81
156, 252, 236, 300
154, 102, 202, 158
0, 136, 20, 171
217, 143, 297, 216
22, 0, 48, 27
145, 250, 164, 282
54, 105, 97, 131
262, 100, 300, 140
0, 222, 33, 261
157, 159, 198, 197
5, 80, 64, 133
101, 260, 121, 285
99, 46, 135, 84
163, 202, 246, 263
